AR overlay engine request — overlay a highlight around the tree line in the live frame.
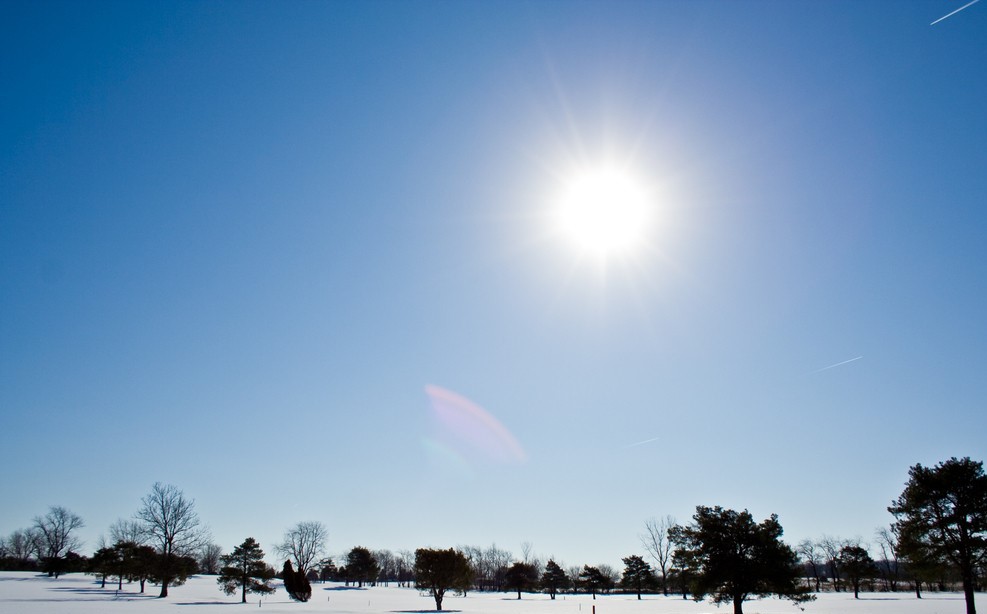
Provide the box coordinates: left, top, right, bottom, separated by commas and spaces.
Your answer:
1, 457, 984, 614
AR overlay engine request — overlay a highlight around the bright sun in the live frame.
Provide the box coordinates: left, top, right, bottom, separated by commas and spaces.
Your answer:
554, 167, 651, 257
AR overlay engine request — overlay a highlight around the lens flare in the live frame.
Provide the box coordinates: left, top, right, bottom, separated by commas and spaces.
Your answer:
424, 384, 527, 465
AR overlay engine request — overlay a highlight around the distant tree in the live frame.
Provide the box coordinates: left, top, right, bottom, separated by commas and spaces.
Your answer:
135, 482, 208, 597
32, 506, 84, 577
818, 535, 848, 592
147, 552, 198, 591
889, 457, 987, 614
3, 529, 37, 570
796, 539, 823, 592
874, 527, 901, 592
281, 560, 312, 602
275, 521, 327, 575
641, 516, 676, 595
374, 549, 396, 585
540, 559, 568, 599
621, 555, 656, 599
414, 547, 472, 611
578, 565, 605, 599
504, 561, 539, 599
88, 546, 121, 588
669, 506, 814, 614
199, 543, 223, 574
346, 546, 380, 587
317, 557, 337, 582
109, 519, 147, 545
217, 538, 276, 603
839, 544, 877, 598
116, 541, 157, 593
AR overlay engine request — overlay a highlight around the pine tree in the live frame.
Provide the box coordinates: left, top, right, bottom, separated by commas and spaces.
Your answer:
839, 544, 877, 599
889, 457, 987, 614
504, 561, 539, 599
540, 559, 568, 600
621, 555, 656, 599
217, 538, 276, 603
669, 506, 813, 614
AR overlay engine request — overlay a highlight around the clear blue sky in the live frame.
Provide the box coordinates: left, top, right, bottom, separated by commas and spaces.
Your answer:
2, 0, 986, 569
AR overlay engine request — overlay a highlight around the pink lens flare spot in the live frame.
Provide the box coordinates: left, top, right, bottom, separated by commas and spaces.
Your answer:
425, 384, 527, 464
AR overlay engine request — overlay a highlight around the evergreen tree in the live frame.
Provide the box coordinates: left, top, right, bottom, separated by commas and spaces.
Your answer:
281, 560, 312, 602
889, 457, 987, 614
839, 544, 877, 599
578, 565, 605, 599
217, 538, 276, 603
669, 506, 813, 614
414, 547, 472, 611
621, 555, 656, 599
346, 546, 380, 587
87, 546, 121, 589
540, 559, 568, 600
504, 561, 539, 599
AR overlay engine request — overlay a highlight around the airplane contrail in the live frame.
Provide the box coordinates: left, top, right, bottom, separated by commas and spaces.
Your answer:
623, 436, 660, 449
931, 0, 981, 25
811, 355, 863, 374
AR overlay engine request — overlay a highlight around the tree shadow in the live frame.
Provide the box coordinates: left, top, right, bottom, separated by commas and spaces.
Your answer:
391, 610, 461, 613
324, 585, 367, 591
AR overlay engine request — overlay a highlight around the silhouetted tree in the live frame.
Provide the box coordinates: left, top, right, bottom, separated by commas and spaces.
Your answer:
33, 506, 84, 577
874, 527, 901, 592
890, 457, 987, 614
281, 560, 312, 602
217, 538, 276, 603
414, 548, 472, 611
275, 521, 327, 574
641, 516, 676, 595
796, 539, 823, 592
199, 543, 223, 574
135, 483, 207, 597
578, 565, 605, 599
670, 506, 814, 614
88, 546, 121, 588
621, 555, 656, 599
541, 559, 568, 599
346, 546, 380, 587
504, 561, 538, 599
839, 544, 877, 598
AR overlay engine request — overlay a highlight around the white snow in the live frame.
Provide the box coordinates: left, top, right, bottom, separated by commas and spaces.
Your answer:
0, 572, 976, 614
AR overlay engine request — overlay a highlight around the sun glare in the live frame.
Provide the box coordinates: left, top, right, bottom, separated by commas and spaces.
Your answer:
554, 167, 651, 258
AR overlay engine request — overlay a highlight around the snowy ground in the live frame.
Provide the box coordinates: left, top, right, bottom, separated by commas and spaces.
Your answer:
0, 572, 976, 614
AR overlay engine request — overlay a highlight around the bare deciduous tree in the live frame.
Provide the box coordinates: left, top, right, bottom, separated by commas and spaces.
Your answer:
136, 482, 208, 597
33, 506, 84, 577
275, 521, 328, 573
819, 535, 850, 592
797, 539, 823, 591
199, 542, 223, 574
109, 518, 147, 545
874, 527, 901, 592
641, 515, 676, 595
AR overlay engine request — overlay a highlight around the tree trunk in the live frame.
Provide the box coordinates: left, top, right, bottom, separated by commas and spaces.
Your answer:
159, 578, 169, 598
242, 583, 247, 603
434, 591, 443, 611
118, 575, 123, 590
100, 575, 106, 588
962, 574, 976, 614
733, 594, 744, 614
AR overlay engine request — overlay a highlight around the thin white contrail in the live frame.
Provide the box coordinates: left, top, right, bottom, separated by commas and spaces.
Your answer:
811, 355, 863, 374
931, 0, 981, 25
623, 436, 660, 449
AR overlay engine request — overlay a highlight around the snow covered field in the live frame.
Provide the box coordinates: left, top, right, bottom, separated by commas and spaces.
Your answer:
0, 572, 975, 614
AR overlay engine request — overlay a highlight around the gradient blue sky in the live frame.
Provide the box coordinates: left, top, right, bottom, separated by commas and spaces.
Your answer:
2, 0, 986, 569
